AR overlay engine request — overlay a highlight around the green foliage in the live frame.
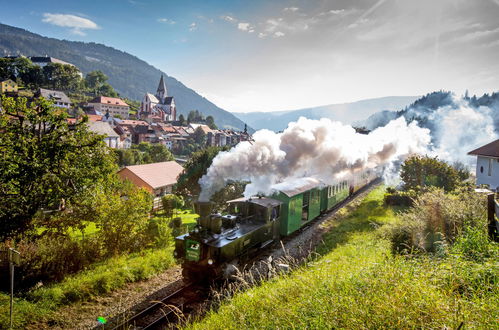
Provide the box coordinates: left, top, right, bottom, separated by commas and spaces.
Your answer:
84, 70, 118, 97
188, 187, 498, 329
178, 114, 186, 125
175, 146, 226, 198
89, 180, 153, 256
192, 126, 207, 145
0, 96, 116, 238
383, 187, 416, 206
386, 188, 488, 254
0, 247, 175, 329
114, 142, 174, 167
0, 58, 84, 91
42, 63, 83, 92
26, 247, 174, 306
400, 155, 460, 192
161, 194, 184, 218
452, 226, 498, 261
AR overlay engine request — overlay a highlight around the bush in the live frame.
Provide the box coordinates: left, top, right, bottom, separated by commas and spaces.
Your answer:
452, 226, 498, 261
162, 194, 184, 218
387, 188, 488, 254
384, 189, 416, 207
0, 235, 104, 292
400, 155, 461, 192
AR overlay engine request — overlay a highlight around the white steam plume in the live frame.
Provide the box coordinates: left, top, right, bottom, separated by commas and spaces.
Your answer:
199, 117, 431, 201
428, 97, 497, 166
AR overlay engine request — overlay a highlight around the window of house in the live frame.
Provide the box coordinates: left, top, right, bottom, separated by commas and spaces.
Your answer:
488, 158, 493, 176
481, 166, 484, 173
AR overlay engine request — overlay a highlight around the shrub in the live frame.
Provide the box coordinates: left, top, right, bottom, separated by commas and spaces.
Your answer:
0, 234, 104, 292
387, 188, 487, 254
162, 194, 184, 218
384, 189, 416, 207
400, 155, 461, 192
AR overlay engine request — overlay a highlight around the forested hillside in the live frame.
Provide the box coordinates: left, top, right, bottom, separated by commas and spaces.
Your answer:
0, 23, 250, 131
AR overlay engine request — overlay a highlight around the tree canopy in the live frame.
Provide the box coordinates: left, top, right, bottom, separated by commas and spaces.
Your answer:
400, 155, 461, 192
0, 96, 117, 238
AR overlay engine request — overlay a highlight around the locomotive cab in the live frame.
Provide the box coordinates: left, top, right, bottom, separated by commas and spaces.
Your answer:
174, 197, 282, 281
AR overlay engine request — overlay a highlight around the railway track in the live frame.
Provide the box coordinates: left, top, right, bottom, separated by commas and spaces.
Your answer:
104, 179, 381, 329
109, 282, 207, 330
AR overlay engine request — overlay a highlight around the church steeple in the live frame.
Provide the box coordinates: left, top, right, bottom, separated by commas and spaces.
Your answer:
156, 75, 167, 102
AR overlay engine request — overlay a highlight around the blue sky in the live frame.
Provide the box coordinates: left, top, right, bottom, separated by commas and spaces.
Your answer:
1, 0, 499, 112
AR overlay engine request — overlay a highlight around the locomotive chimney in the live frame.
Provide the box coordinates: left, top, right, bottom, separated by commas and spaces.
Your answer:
194, 201, 213, 228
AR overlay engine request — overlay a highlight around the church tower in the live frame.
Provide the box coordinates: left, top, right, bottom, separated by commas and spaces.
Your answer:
156, 75, 167, 103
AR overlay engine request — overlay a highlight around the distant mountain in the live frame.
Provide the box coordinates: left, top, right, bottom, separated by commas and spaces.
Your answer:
234, 96, 419, 131
359, 91, 499, 133
0, 23, 250, 131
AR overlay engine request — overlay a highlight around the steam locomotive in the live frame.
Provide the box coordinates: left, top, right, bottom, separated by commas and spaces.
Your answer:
174, 170, 377, 281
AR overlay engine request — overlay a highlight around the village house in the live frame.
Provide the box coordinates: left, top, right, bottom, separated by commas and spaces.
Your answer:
468, 139, 499, 191
37, 88, 71, 109
0, 79, 18, 94
118, 161, 184, 202
29, 56, 83, 77
87, 96, 130, 119
87, 121, 120, 148
139, 75, 176, 123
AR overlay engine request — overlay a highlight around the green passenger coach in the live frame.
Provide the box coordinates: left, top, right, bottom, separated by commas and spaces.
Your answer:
174, 171, 378, 281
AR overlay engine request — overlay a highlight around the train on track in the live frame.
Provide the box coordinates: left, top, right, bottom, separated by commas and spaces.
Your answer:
174, 169, 378, 281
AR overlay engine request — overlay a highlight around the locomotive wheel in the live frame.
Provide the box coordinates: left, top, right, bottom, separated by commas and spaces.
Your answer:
182, 268, 201, 282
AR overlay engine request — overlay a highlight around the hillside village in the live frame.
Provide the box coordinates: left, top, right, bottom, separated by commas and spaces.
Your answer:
0, 55, 251, 153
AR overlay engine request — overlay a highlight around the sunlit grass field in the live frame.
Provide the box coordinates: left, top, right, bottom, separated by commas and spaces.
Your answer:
187, 186, 499, 329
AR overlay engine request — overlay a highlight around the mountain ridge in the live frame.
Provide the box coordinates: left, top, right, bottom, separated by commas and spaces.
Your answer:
234, 95, 419, 131
0, 23, 251, 131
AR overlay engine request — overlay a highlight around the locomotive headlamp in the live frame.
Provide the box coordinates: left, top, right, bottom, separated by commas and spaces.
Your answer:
207, 258, 214, 265
193, 227, 200, 233
173, 250, 178, 257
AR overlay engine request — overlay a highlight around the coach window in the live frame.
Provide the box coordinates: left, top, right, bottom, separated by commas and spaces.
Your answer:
271, 206, 280, 220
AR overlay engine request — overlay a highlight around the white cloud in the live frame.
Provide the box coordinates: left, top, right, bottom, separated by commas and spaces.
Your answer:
221, 15, 237, 23
283, 7, 299, 12
157, 18, 175, 24
189, 22, 197, 31
238, 22, 255, 33
42, 13, 99, 36
329, 9, 345, 15
274, 31, 285, 38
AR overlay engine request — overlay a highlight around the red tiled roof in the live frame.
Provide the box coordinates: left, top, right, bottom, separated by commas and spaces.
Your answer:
89, 96, 129, 107
119, 161, 184, 189
87, 115, 103, 122
468, 139, 499, 157
119, 120, 149, 126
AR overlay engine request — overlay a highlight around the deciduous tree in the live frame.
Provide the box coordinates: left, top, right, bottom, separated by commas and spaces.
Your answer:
0, 96, 116, 238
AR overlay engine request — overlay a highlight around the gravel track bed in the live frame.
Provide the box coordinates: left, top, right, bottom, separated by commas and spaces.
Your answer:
27, 181, 379, 329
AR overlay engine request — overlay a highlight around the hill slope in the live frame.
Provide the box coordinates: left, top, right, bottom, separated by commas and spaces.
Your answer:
234, 96, 419, 131
0, 23, 249, 131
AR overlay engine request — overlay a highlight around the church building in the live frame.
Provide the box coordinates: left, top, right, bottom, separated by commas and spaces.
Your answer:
139, 75, 176, 123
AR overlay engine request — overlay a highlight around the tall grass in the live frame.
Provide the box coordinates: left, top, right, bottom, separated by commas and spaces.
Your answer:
0, 247, 175, 329
187, 186, 499, 329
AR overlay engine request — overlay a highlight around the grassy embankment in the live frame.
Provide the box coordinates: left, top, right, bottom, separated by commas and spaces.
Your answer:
0, 209, 200, 328
188, 186, 498, 329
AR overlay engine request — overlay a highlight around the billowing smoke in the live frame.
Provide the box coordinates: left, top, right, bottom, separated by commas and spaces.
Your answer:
363, 93, 498, 167
428, 97, 497, 165
199, 117, 431, 201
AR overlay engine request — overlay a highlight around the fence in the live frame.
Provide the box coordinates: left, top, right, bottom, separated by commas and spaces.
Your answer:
153, 197, 163, 211
488, 194, 499, 241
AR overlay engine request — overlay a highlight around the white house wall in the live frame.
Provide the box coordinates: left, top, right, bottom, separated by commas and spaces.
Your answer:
475, 155, 499, 190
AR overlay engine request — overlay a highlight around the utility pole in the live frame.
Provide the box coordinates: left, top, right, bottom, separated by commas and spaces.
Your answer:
1, 248, 20, 329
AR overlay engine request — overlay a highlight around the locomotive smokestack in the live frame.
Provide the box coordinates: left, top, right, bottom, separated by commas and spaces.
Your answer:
194, 201, 213, 229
